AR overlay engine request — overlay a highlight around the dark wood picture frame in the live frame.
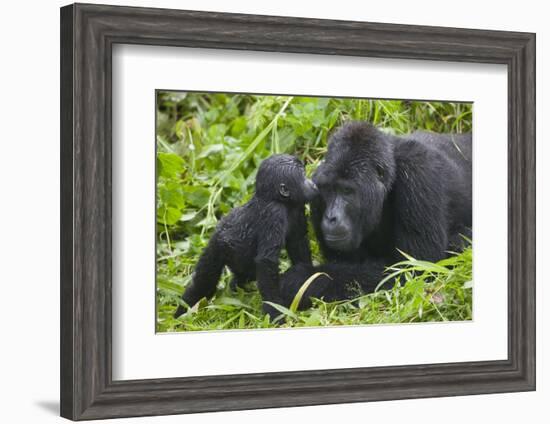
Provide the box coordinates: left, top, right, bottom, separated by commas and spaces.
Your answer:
60, 3, 536, 420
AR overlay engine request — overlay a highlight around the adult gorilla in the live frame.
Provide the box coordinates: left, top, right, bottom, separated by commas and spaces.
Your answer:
280, 121, 472, 308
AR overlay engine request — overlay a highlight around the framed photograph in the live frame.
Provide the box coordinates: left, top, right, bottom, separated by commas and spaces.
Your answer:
60, 3, 536, 420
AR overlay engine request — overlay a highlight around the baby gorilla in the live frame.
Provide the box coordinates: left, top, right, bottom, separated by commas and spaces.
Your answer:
174, 154, 318, 320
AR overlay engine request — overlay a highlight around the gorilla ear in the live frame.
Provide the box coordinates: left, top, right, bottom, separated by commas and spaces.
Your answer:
279, 183, 290, 198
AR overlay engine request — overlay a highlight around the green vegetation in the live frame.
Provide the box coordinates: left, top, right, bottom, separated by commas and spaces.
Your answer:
156, 91, 472, 332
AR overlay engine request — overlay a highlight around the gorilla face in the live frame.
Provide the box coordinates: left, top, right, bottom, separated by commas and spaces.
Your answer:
313, 122, 396, 252
314, 176, 363, 251
256, 154, 318, 204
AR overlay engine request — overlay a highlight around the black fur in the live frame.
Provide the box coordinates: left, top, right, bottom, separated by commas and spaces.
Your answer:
174, 154, 318, 320
280, 121, 472, 308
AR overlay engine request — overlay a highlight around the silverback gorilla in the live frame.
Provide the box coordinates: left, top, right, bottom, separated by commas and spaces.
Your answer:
280, 121, 472, 308
174, 154, 318, 320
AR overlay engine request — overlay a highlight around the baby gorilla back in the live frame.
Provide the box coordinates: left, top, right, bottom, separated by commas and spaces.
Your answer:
216, 202, 262, 280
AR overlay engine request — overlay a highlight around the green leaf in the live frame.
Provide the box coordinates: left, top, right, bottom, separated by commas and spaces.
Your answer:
303, 310, 322, 327
182, 186, 212, 207
158, 207, 182, 226
263, 301, 297, 320
157, 277, 185, 295
215, 297, 253, 310
198, 144, 224, 158
157, 152, 184, 178
158, 181, 184, 209
290, 272, 331, 313
231, 116, 247, 136
207, 123, 227, 142
179, 211, 197, 222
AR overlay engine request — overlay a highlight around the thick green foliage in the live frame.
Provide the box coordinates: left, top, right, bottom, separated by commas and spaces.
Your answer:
156, 92, 472, 332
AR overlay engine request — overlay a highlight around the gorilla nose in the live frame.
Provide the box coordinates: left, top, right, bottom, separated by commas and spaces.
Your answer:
322, 206, 351, 235
326, 215, 337, 225
322, 213, 345, 233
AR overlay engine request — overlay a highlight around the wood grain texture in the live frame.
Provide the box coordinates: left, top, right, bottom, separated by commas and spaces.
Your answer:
60, 4, 74, 419
60, 3, 536, 420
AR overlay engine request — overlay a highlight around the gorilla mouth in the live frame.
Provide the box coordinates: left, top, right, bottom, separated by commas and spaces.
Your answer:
324, 234, 348, 242
324, 233, 354, 251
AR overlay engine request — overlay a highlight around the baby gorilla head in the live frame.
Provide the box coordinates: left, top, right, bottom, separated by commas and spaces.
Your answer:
313, 122, 396, 252
255, 154, 318, 204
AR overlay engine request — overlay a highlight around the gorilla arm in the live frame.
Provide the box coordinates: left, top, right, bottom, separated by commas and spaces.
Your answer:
285, 207, 313, 266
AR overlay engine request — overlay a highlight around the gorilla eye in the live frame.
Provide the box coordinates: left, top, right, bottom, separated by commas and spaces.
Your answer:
342, 186, 354, 195
279, 183, 290, 198
376, 165, 385, 179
